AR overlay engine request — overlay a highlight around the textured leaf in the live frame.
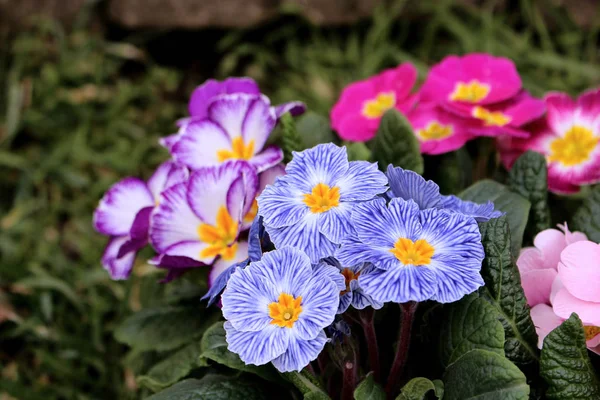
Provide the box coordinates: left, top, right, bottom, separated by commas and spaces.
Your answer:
283, 370, 330, 400
508, 151, 550, 234
114, 306, 215, 352
460, 180, 530, 257
137, 341, 203, 392
145, 376, 269, 400
443, 349, 529, 400
280, 112, 303, 163
572, 184, 600, 242
371, 109, 423, 174
354, 372, 385, 400
540, 313, 600, 399
478, 216, 539, 365
198, 321, 279, 382
439, 293, 505, 367
396, 377, 443, 400
346, 141, 372, 161
295, 111, 336, 148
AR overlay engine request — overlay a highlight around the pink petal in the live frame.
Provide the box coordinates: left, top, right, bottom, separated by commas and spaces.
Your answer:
557, 223, 588, 245
249, 146, 284, 173
375, 63, 418, 101
530, 303, 564, 349
533, 228, 567, 270
521, 268, 557, 307
259, 164, 286, 192
516, 247, 544, 273
334, 113, 379, 142
553, 287, 600, 326
550, 275, 563, 304
558, 241, 600, 302
331, 80, 377, 129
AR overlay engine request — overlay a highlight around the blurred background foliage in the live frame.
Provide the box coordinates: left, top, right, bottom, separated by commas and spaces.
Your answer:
0, 0, 599, 398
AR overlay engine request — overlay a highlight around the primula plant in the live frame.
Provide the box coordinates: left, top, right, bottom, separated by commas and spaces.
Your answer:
96, 55, 600, 399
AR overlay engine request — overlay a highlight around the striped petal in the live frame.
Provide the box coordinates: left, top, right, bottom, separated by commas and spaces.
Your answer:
250, 246, 313, 296
336, 161, 388, 201
284, 143, 349, 193
428, 254, 485, 303
294, 271, 340, 340
271, 330, 327, 373
358, 263, 438, 303
386, 165, 441, 209
224, 321, 289, 366
257, 177, 308, 228
319, 202, 355, 244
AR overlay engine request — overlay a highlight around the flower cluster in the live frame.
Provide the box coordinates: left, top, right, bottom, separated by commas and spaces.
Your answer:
516, 224, 600, 354
93, 77, 304, 282
218, 143, 496, 372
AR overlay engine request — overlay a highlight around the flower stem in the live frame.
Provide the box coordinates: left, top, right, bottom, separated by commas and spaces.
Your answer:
341, 357, 357, 400
358, 308, 380, 381
385, 301, 418, 397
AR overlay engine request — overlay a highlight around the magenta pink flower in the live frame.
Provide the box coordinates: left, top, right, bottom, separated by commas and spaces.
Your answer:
331, 63, 418, 142
499, 89, 600, 194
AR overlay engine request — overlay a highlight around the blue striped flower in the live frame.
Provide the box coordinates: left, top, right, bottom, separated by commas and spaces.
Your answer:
386, 165, 503, 222
257, 144, 388, 263
221, 247, 341, 372
335, 197, 485, 304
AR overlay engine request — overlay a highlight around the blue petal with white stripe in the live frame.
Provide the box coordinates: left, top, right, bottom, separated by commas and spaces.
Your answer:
439, 195, 504, 222
386, 165, 441, 209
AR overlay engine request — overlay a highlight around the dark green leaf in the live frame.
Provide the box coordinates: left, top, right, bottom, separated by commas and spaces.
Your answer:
346, 141, 372, 162
137, 341, 203, 392
296, 111, 336, 148
396, 377, 443, 400
370, 109, 423, 174
508, 151, 550, 234
540, 313, 600, 399
478, 216, 539, 365
354, 372, 385, 400
198, 321, 279, 382
443, 350, 529, 400
280, 112, 303, 163
283, 370, 330, 400
460, 179, 530, 257
439, 293, 505, 367
114, 306, 216, 352
145, 376, 269, 400
572, 184, 600, 242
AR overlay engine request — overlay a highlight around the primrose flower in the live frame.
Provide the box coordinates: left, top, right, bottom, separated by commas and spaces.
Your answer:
150, 161, 258, 269
336, 198, 485, 303
258, 143, 388, 263
93, 161, 187, 279
331, 63, 418, 142
170, 94, 284, 172
439, 195, 504, 222
406, 104, 478, 155
221, 247, 340, 372
499, 89, 600, 194
322, 258, 384, 314
420, 53, 522, 110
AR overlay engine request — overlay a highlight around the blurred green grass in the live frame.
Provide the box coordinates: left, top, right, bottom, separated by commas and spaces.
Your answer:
0, 0, 599, 398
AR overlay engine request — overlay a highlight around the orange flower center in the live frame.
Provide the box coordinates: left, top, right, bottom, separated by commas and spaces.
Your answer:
197, 206, 239, 260
341, 268, 360, 295
362, 92, 396, 119
449, 80, 490, 103
268, 293, 303, 328
584, 325, 600, 341
303, 183, 340, 213
417, 121, 453, 141
548, 125, 598, 167
217, 136, 255, 162
472, 106, 511, 127
390, 238, 435, 265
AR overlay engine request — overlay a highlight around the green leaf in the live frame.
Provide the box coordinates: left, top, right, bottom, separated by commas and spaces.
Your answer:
443, 350, 529, 400
146, 376, 269, 400
460, 179, 530, 257
540, 313, 600, 399
281, 112, 303, 163
114, 306, 217, 352
198, 321, 279, 382
508, 151, 550, 234
572, 184, 600, 242
137, 341, 203, 392
478, 216, 539, 365
396, 377, 443, 400
439, 293, 505, 367
354, 372, 385, 400
346, 141, 372, 162
283, 370, 330, 400
370, 109, 423, 174
296, 111, 336, 148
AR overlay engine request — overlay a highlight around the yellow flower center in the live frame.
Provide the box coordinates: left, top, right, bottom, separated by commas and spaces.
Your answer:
584, 325, 600, 341
548, 125, 598, 167
417, 121, 453, 141
449, 80, 490, 103
472, 106, 511, 127
197, 206, 239, 260
268, 293, 303, 328
390, 238, 435, 265
217, 136, 255, 162
341, 268, 360, 295
243, 199, 258, 224
303, 183, 340, 213
362, 92, 396, 119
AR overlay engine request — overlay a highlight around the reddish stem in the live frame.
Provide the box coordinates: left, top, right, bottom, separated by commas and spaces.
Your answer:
358, 308, 380, 382
385, 302, 418, 398
341, 357, 357, 400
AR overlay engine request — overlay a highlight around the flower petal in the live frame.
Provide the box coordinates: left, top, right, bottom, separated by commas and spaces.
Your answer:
101, 236, 136, 280
530, 303, 564, 349
533, 228, 567, 270
284, 143, 349, 192
209, 241, 249, 287
257, 178, 308, 229
171, 120, 232, 169
386, 165, 441, 209
224, 321, 289, 366
294, 271, 339, 340
271, 330, 327, 373
358, 263, 438, 303
336, 161, 388, 202
558, 241, 600, 302
553, 287, 600, 326
242, 96, 277, 153
250, 246, 313, 296
249, 146, 284, 173
521, 268, 557, 307
318, 202, 354, 244
274, 101, 306, 118
147, 161, 189, 201
428, 254, 485, 303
